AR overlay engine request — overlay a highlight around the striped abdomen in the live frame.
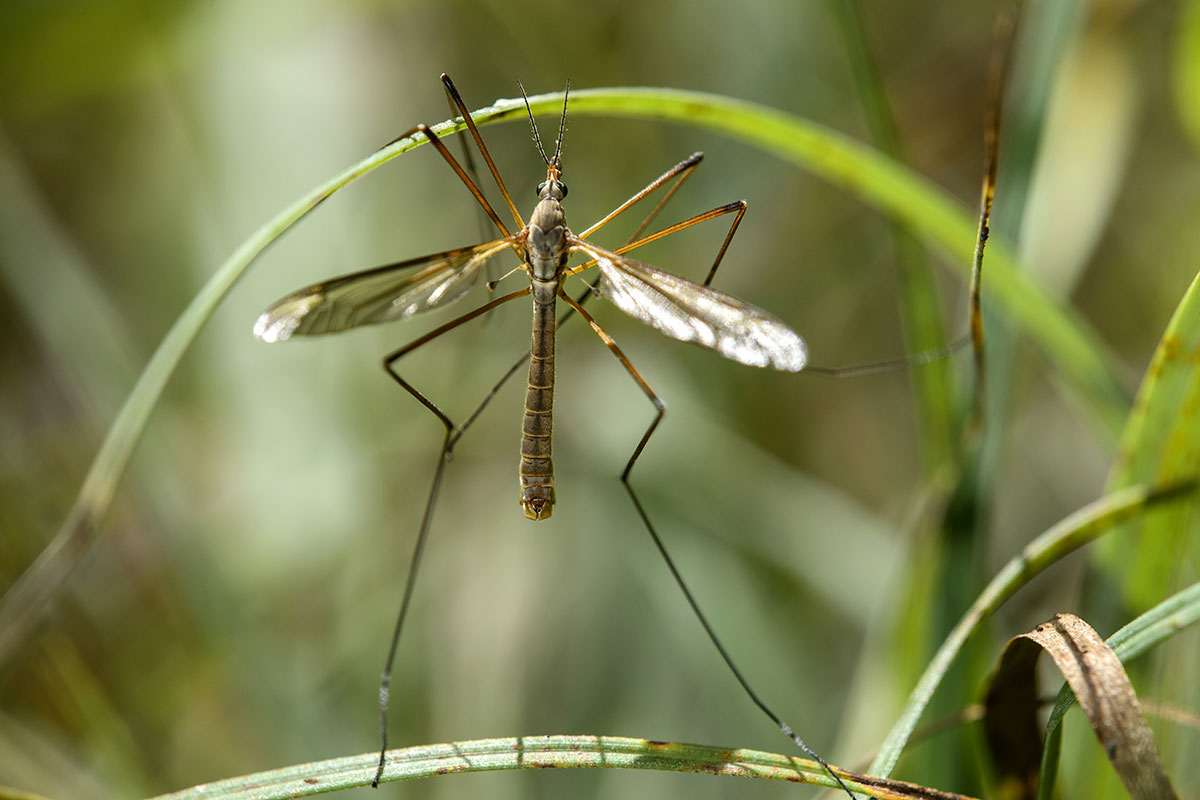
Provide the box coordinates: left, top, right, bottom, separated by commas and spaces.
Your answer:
520, 280, 557, 520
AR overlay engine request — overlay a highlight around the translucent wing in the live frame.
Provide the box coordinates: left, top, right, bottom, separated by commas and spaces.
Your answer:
254, 238, 516, 342
571, 238, 807, 372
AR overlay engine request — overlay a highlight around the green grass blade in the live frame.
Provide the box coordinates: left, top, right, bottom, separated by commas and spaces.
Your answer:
145, 736, 861, 800
1100, 268, 1200, 608
1174, 0, 1200, 152
827, 0, 956, 474
1, 86, 1128, 672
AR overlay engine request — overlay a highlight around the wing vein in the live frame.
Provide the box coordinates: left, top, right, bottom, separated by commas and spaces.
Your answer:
569, 238, 806, 372
254, 237, 517, 341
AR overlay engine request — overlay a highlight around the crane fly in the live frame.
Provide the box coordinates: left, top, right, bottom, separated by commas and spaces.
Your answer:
253, 76, 858, 798
254, 96, 806, 520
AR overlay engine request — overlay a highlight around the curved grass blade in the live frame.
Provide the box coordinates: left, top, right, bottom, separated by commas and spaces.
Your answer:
1100, 268, 1200, 608
826, 0, 955, 474
0, 85, 1128, 669
1174, 0, 1200, 152
146, 735, 976, 800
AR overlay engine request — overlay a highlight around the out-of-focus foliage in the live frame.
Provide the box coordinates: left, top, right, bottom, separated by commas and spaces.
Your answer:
1, 1, 1196, 799
1175, 0, 1200, 150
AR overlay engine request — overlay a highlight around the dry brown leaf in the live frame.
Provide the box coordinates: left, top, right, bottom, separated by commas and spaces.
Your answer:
983, 613, 1178, 799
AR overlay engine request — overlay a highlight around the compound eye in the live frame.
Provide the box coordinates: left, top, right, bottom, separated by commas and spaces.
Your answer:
556, 181, 568, 198
536, 181, 547, 196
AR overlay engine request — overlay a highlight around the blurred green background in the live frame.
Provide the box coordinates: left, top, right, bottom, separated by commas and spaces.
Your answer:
1, 0, 1197, 798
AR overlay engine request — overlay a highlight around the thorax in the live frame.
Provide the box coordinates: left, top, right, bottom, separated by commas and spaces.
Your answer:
525, 197, 568, 282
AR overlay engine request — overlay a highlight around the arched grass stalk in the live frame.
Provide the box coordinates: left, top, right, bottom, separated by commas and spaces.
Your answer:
148, 735, 974, 800
0, 86, 1128, 668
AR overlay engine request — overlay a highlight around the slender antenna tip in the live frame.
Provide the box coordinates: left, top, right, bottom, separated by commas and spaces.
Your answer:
552, 79, 570, 166
519, 80, 551, 166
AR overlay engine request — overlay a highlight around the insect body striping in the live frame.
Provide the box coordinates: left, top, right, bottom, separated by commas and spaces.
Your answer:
518, 175, 569, 520
520, 280, 558, 519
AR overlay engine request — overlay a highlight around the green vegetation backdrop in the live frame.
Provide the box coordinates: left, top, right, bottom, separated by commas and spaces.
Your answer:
1, 1, 1196, 798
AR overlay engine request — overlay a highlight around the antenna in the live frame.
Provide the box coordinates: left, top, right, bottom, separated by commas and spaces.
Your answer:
551, 79, 570, 166
517, 80, 551, 166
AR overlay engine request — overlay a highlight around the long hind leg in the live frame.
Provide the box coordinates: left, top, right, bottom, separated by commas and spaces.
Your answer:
558, 290, 857, 799
370, 288, 528, 787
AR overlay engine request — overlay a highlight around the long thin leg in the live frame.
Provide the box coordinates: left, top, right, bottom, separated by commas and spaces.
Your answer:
378, 123, 512, 239
810, 14, 1015, 388
443, 82, 496, 245
371, 429, 447, 790
566, 201, 748, 288
441, 74, 525, 229
559, 290, 663, 472
370, 287, 529, 788
804, 334, 972, 378
559, 290, 856, 799
578, 152, 704, 239
560, 157, 737, 316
